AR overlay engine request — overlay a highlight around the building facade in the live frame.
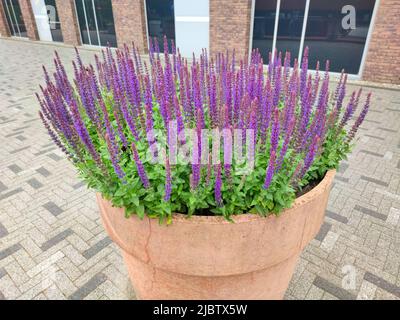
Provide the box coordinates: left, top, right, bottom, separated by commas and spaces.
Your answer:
0, 0, 399, 84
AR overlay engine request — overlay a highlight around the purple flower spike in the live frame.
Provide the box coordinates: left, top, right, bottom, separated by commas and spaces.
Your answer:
131, 142, 150, 188
270, 108, 280, 153
263, 151, 276, 190
37, 39, 371, 218
105, 133, 125, 180
347, 93, 371, 142
263, 109, 280, 189
300, 135, 320, 178
164, 153, 172, 201
215, 164, 223, 206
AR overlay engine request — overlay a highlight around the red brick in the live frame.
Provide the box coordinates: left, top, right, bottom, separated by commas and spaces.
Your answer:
363, 0, 400, 84
56, 0, 81, 46
112, 0, 148, 53
0, 1, 10, 37
210, 0, 252, 59
18, 0, 38, 40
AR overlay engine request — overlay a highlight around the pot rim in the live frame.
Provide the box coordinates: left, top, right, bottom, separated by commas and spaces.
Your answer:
100, 169, 336, 225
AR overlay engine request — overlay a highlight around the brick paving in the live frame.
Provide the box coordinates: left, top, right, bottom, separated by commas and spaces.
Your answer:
0, 38, 399, 300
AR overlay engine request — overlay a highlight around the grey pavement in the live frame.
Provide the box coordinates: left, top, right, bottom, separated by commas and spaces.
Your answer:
0, 38, 400, 300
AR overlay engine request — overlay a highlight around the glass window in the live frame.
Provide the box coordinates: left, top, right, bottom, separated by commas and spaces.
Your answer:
146, 0, 175, 52
303, 0, 376, 74
75, 0, 91, 45
77, 0, 100, 46
45, 0, 63, 42
93, 0, 117, 47
252, 0, 278, 63
2, 0, 27, 37
75, 0, 116, 47
275, 0, 307, 65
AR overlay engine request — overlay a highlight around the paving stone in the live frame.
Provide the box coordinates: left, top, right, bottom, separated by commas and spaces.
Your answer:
321, 231, 339, 252
315, 223, 332, 242
364, 272, 400, 298
0, 223, 8, 239
36, 167, 51, 177
338, 163, 349, 174
15, 135, 26, 141
386, 208, 400, 226
0, 188, 24, 201
313, 276, 356, 300
0, 181, 7, 193
82, 237, 112, 259
0, 268, 6, 279
354, 205, 387, 221
359, 150, 384, 158
47, 153, 63, 162
0, 244, 22, 261
41, 229, 74, 251
326, 210, 349, 224
26, 178, 43, 190
8, 164, 22, 174
360, 175, 389, 187
42, 202, 64, 217
357, 280, 377, 300
10, 146, 30, 154
335, 176, 349, 183
69, 273, 107, 300
34, 147, 58, 156
378, 127, 397, 133
73, 181, 86, 190
364, 134, 384, 141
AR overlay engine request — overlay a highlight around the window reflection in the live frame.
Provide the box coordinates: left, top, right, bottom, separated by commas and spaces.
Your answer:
45, 0, 63, 42
252, 0, 277, 63
275, 0, 307, 65
251, 0, 376, 74
303, 0, 376, 74
75, 0, 117, 47
2, 0, 27, 37
146, 0, 175, 52
94, 0, 117, 47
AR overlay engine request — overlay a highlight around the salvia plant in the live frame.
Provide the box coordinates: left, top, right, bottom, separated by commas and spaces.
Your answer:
37, 37, 371, 222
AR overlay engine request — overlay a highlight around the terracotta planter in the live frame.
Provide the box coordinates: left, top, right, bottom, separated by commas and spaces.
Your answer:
97, 170, 336, 300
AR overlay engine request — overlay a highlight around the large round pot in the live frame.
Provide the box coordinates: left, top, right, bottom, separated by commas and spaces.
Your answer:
97, 170, 336, 300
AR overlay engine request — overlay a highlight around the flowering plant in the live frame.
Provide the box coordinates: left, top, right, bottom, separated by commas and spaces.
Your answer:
38, 38, 370, 222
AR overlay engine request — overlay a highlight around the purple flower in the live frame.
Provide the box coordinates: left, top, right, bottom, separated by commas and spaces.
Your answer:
215, 164, 222, 206
164, 153, 172, 201
347, 93, 371, 142
131, 142, 150, 188
300, 135, 320, 178
105, 133, 125, 180
270, 108, 280, 153
263, 109, 280, 189
339, 91, 356, 130
37, 41, 372, 216
263, 151, 276, 190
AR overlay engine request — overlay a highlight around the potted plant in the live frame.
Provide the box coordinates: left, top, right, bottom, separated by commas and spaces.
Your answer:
37, 39, 370, 300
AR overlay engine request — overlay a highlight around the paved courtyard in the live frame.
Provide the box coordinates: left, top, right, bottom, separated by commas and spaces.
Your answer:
0, 38, 399, 300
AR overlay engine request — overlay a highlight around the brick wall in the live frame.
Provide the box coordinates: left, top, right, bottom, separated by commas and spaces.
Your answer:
210, 0, 252, 58
362, 0, 400, 84
0, 2, 10, 37
18, 0, 38, 40
56, 0, 81, 46
112, 0, 148, 53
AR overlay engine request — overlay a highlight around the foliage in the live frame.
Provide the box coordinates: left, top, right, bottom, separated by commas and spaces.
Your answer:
37, 38, 371, 221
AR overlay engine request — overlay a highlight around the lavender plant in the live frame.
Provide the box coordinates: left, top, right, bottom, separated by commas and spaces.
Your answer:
37, 38, 371, 222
